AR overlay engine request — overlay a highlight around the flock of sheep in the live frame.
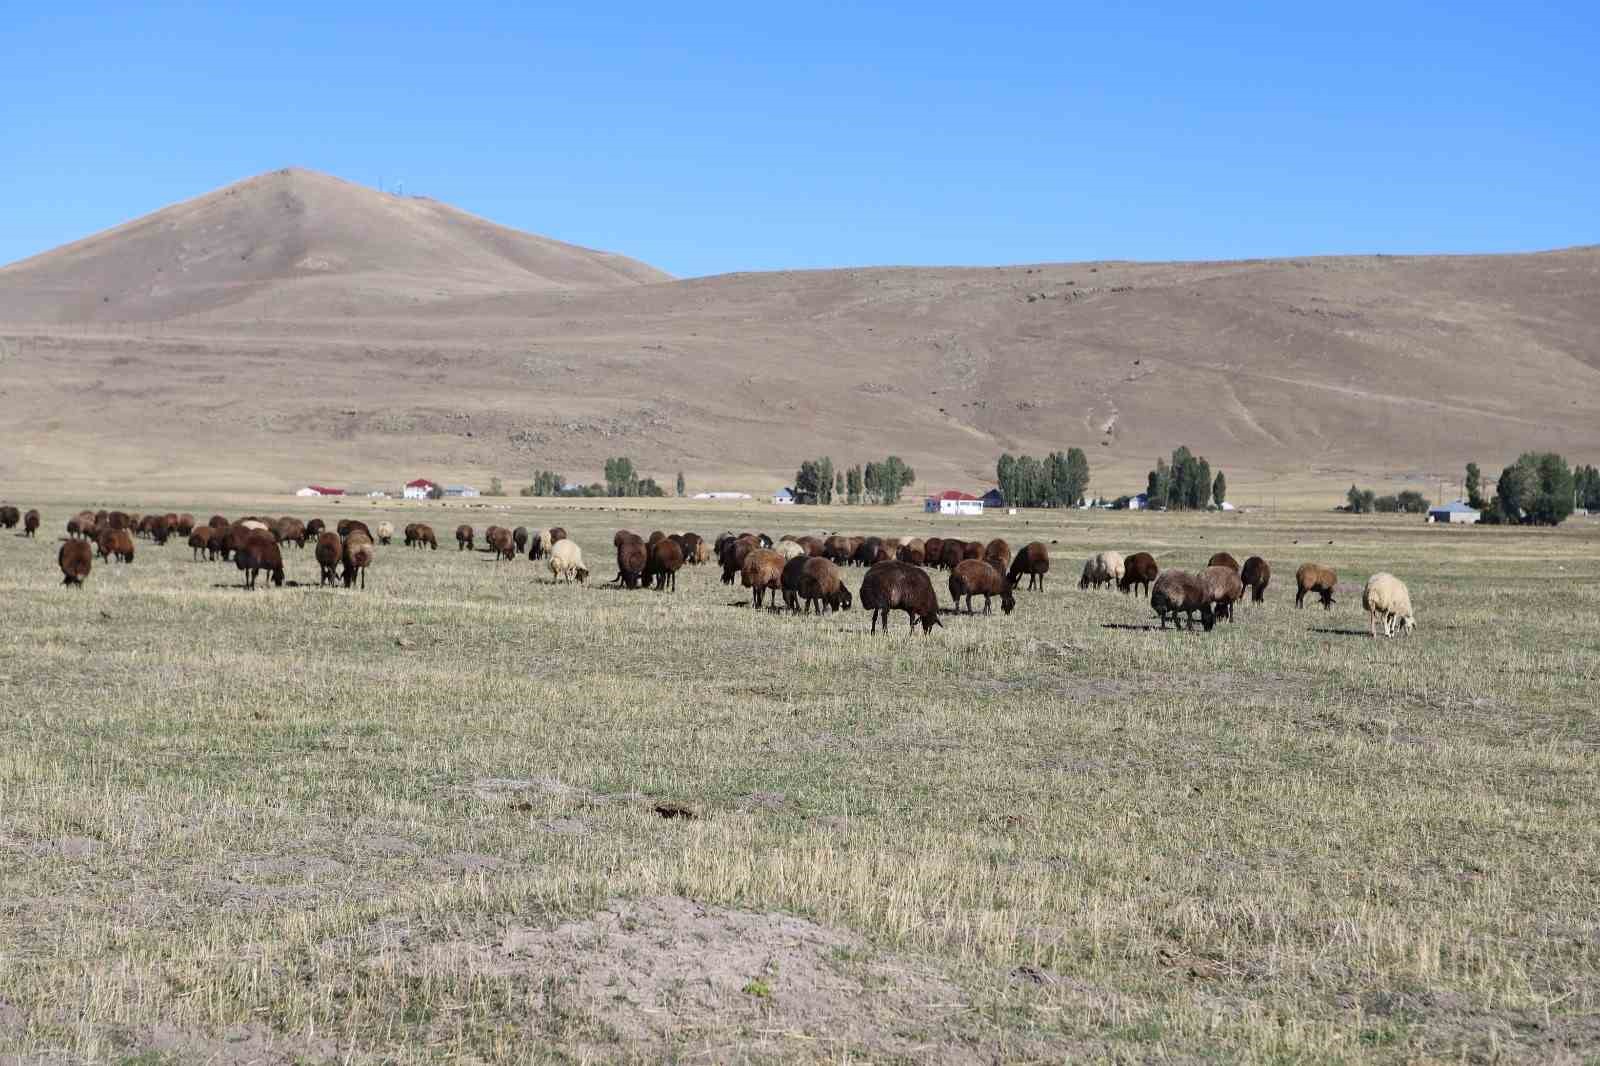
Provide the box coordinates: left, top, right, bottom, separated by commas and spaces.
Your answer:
3, 506, 1416, 639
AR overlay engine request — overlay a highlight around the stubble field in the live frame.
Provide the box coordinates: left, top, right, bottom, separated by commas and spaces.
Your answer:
1, 499, 1597, 1064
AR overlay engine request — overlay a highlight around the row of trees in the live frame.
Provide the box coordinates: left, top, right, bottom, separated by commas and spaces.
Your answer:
1479, 453, 1576, 526
1344, 487, 1429, 514
1146, 446, 1226, 510
519, 458, 671, 498
996, 450, 1089, 508
794, 457, 917, 505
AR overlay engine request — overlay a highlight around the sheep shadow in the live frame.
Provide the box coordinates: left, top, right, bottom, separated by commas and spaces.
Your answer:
1309, 627, 1372, 638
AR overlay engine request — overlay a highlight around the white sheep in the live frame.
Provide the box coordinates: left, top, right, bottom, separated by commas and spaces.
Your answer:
1362, 572, 1415, 638
547, 539, 588, 583
1079, 550, 1125, 590
375, 520, 394, 545
527, 528, 550, 559
777, 540, 807, 561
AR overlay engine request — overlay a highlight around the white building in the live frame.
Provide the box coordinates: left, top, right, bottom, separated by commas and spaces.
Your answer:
444, 484, 480, 498
772, 488, 796, 505
403, 478, 437, 500
1427, 500, 1480, 524
924, 491, 983, 516
692, 492, 752, 501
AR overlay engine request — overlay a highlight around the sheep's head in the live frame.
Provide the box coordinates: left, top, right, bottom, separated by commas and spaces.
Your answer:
1000, 586, 1016, 615
575, 567, 589, 584
837, 588, 853, 611
919, 610, 944, 633
1398, 613, 1416, 635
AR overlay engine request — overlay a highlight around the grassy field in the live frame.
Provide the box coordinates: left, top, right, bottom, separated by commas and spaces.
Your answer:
1, 497, 1597, 1064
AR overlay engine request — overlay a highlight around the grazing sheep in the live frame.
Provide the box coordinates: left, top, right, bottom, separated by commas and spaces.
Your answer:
342, 532, 375, 590
108, 511, 132, 530
1151, 570, 1214, 631
922, 537, 946, 570
823, 535, 854, 565
97, 528, 135, 563
647, 530, 667, 546
1006, 543, 1051, 591
188, 526, 214, 561
24, 509, 40, 537
336, 519, 371, 539
547, 539, 589, 583
1119, 552, 1159, 596
1295, 563, 1338, 610
798, 557, 852, 613
512, 526, 527, 554
692, 539, 712, 565
1207, 552, 1240, 572
456, 524, 475, 551
937, 539, 965, 571
304, 518, 325, 540
377, 521, 395, 546
403, 523, 418, 546
208, 515, 230, 531
175, 513, 196, 536
485, 526, 516, 561
0, 505, 17, 529
780, 554, 809, 611
680, 532, 705, 564
548, 527, 568, 546
949, 559, 1015, 615
274, 517, 307, 548
984, 538, 1012, 572
897, 542, 926, 565
1363, 573, 1416, 638
1197, 565, 1245, 623
1241, 556, 1271, 603
615, 535, 648, 589
1079, 551, 1124, 590
777, 539, 807, 562
720, 535, 758, 585
527, 528, 550, 560
237, 531, 285, 589
315, 532, 343, 586
412, 523, 438, 550
853, 537, 885, 568
961, 540, 983, 562
68, 510, 96, 539
646, 537, 685, 591
59, 540, 92, 588
860, 561, 943, 634
613, 530, 638, 548
741, 548, 787, 609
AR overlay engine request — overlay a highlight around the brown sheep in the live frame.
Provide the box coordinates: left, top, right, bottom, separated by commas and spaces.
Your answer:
741, 548, 787, 609
897, 542, 926, 565
823, 535, 854, 565
0, 505, 18, 529
342, 532, 375, 589
548, 527, 568, 545
1295, 564, 1338, 610
208, 515, 230, 531
798, 557, 852, 613
1197, 565, 1245, 623
615, 535, 648, 589
97, 527, 135, 563
1241, 556, 1271, 603
949, 559, 1015, 615
1207, 552, 1240, 572
59, 540, 92, 588
188, 526, 214, 561
403, 522, 418, 546
984, 538, 1012, 572
412, 523, 438, 550
337, 519, 371, 540
23, 509, 40, 537
456, 524, 475, 551
304, 518, 325, 540
512, 527, 528, 554
961, 540, 983, 562
646, 537, 684, 591
935, 539, 963, 571
236, 531, 285, 589
95, 509, 109, 530
315, 532, 342, 586
1119, 552, 1159, 596
275, 517, 307, 548
1151, 570, 1214, 631
149, 515, 171, 545
923, 536, 946, 570
69, 510, 96, 539
108, 511, 132, 530
1006, 542, 1051, 591
224, 523, 255, 560
720, 535, 758, 585
780, 554, 809, 611
485, 526, 516, 561
175, 513, 196, 536
860, 561, 943, 634
647, 530, 667, 545
680, 532, 704, 564
853, 537, 886, 568
794, 535, 825, 558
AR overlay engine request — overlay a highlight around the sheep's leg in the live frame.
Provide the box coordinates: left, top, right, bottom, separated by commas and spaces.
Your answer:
982, 595, 991, 615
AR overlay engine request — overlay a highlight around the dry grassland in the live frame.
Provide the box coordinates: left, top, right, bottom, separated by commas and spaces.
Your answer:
1, 498, 1597, 1063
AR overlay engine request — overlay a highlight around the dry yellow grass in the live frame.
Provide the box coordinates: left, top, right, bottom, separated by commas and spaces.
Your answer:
1, 497, 1597, 1062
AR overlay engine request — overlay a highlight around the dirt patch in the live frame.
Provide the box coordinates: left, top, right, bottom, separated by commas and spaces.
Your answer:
32, 835, 100, 859
397, 895, 978, 1061
134, 1022, 337, 1065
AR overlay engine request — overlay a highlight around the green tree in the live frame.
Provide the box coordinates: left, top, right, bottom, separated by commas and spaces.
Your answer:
835, 470, 846, 500
675, 471, 685, 497
817, 457, 835, 504
996, 453, 1018, 507
846, 464, 863, 505
1147, 459, 1169, 507
603, 457, 639, 497
1465, 462, 1484, 509
1212, 471, 1227, 508
1065, 447, 1091, 506
795, 460, 821, 503
1496, 452, 1573, 525
1345, 485, 1376, 514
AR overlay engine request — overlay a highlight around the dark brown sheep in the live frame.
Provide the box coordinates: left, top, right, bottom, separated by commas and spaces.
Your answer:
1241, 556, 1271, 603
69, 510, 96, 539
1151, 570, 1214, 631
485, 526, 516, 561
647, 530, 667, 545
646, 537, 684, 592
237, 531, 285, 589
108, 511, 132, 530
188, 526, 214, 561
338, 519, 372, 540
854, 537, 885, 568
741, 548, 787, 609
1119, 552, 1159, 596
148, 515, 171, 545
1207, 552, 1240, 572
823, 535, 854, 565
799, 557, 852, 613
937, 539, 964, 571
175, 513, 196, 536
923, 536, 946, 570
949, 559, 1015, 615
780, 555, 809, 611
403, 522, 418, 546
720, 535, 758, 585
412, 523, 438, 550
962, 540, 983, 562
24, 509, 40, 537
1198, 565, 1245, 623
614, 529, 638, 548
97, 528, 135, 563
680, 532, 704, 564
208, 515, 230, 531
1295, 563, 1338, 610
304, 518, 325, 540
342, 532, 375, 589
615, 535, 648, 589
275, 517, 307, 548
224, 523, 255, 560
513, 527, 528, 554
315, 532, 342, 586
1006, 542, 1051, 591
860, 561, 942, 634
94, 509, 109, 530
548, 527, 568, 545
456, 524, 475, 551
984, 538, 1012, 572
59, 540, 92, 588
0, 505, 18, 529
794, 535, 825, 558
897, 542, 926, 566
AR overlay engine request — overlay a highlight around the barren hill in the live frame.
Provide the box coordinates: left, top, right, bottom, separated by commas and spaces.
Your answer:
2, 170, 1597, 502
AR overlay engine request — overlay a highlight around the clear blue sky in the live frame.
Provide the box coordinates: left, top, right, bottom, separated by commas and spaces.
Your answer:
3, 2, 1595, 277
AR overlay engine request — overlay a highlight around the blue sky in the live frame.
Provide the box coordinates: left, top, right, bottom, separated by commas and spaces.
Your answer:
3, 2, 1595, 277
